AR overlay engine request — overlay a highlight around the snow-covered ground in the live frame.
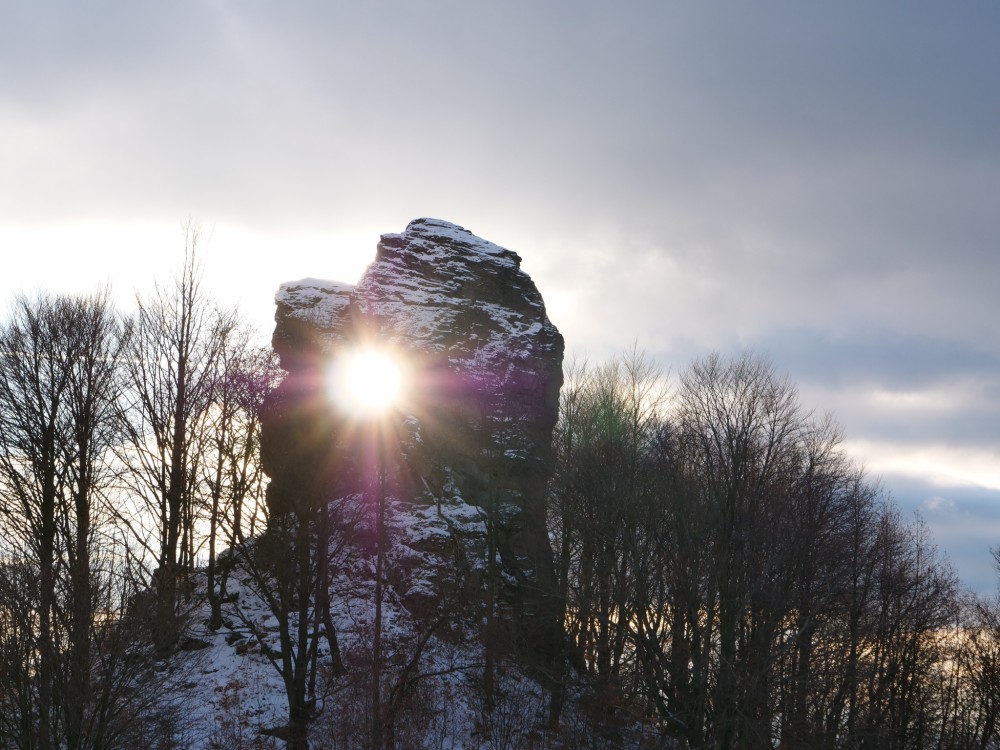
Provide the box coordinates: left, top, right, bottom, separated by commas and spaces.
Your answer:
153, 494, 594, 749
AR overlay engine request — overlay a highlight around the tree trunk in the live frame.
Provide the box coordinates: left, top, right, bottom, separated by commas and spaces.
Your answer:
38, 450, 58, 750
66, 470, 93, 750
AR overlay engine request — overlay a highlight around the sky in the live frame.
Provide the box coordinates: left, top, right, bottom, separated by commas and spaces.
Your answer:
3, 1, 1000, 592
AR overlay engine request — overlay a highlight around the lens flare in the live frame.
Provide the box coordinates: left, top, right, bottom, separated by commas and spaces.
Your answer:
331, 348, 402, 416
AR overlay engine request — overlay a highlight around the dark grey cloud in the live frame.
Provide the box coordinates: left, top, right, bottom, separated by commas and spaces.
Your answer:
5, 1, 998, 272
0, 1, 222, 101
754, 328, 1000, 391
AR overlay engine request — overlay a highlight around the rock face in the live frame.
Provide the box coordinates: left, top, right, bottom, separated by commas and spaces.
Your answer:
262, 218, 564, 661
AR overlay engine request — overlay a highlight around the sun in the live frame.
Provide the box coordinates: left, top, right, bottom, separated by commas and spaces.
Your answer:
330, 348, 403, 417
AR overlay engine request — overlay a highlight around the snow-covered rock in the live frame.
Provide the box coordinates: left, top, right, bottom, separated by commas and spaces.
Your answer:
263, 218, 565, 697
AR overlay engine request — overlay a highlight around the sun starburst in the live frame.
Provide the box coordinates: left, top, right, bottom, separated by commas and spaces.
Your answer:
329, 347, 403, 417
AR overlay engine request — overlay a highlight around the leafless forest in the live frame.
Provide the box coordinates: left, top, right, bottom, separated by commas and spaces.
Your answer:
2, 249, 1000, 749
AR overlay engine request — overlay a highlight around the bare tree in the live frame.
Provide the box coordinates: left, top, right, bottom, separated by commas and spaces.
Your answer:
0, 555, 41, 747
672, 352, 805, 748
60, 292, 129, 750
0, 291, 152, 749
246, 323, 351, 750
548, 350, 973, 749
201, 330, 277, 630
548, 347, 667, 740
0, 293, 81, 748
951, 589, 1000, 748
116, 227, 232, 652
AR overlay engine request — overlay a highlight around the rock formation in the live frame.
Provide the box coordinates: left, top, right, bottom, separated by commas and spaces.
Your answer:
261, 218, 564, 667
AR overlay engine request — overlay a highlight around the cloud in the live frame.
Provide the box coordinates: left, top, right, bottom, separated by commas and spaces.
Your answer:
753, 327, 1000, 391
923, 496, 956, 513
3, 0, 1000, 593
889, 476, 1000, 595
